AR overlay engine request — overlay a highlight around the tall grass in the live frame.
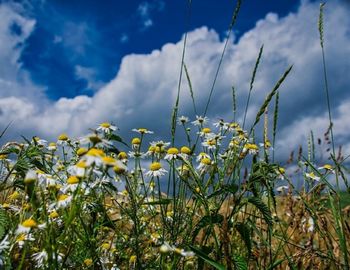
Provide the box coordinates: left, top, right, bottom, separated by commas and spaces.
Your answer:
0, 2, 349, 270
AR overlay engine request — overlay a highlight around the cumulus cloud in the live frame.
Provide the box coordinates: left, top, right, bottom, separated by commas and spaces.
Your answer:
0, 0, 349, 163
0, 3, 46, 101
75, 65, 105, 92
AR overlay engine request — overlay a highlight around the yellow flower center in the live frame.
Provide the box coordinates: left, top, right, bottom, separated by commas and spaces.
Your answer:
150, 162, 162, 171
77, 148, 88, 156
201, 158, 211, 165
101, 243, 110, 250
202, 127, 211, 133
138, 128, 148, 133
67, 176, 79, 185
16, 234, 26, 242
58, 194, 69, 201
102, 156, 116, 165
87, 148, 105, 157
118, 151, 128, 160
308, 172, 316, 178
230, 122, 239, 128
167, 147, 179, 155
2, 203, 10, 209
100, 122, 111, 128
22, 218, 37, 228
323, 164, 333, 170
58, 133, 69, 141
49, 211, 59, 219
207, 139, 216, 146
84, 258, 93, 266
245, 143, 258, 150
131, 138, 141, 145
180, 146, 191, 155
0, 154, 8, 160
113, 165, 126, 174
76, 160, 87, 168
129, 255, 137, 263
89, 135, 102, 144
148, 146, 156, 153
278, 167, 285, 174
155, 146, 164, 153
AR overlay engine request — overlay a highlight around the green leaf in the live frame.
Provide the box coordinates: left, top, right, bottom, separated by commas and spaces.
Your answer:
189, 245, 225, 270
232, 254, 248, 270
192, 213, 224, 240
107, 133, 128, 147
207, 184, 238, 199
235, 222, 252, 257
267, 258, 286, 270
0, 208, 9, 240
248, 197, 273, 227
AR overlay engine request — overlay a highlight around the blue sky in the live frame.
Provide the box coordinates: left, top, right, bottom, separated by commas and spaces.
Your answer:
0, 0, 350, 160
16, 0, 299, 99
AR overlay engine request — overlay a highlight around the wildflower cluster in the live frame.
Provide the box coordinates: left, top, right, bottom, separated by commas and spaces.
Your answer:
0, 118, 346, 269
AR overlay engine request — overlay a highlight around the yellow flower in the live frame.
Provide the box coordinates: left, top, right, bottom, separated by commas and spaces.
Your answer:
84, 258, 93, 266
22, 218, 37, 228
129, 255, 137, 263
49, 211, 59, 219
150, 162, 162, 171
67, 176, 79, 185
180, 146, 191, 155
117, 151, 128, 160
102, 156, 117, 166
101, 242, 110, 250
8, 191, 20, 200
200, 158, 211, 166
77, 148, 88, 156
58, 133, 69, 141
131, 138, 141, 145
113, 165, 126, 174
87, 148, 105, 157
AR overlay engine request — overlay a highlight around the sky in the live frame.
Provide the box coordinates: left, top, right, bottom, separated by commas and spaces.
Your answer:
0, 0, 350, 161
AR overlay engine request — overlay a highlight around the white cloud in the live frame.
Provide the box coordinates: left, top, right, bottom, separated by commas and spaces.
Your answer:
0, 3, 46, 102
0, 0, 349, 165
75, 65, 105, 92
137, 1, 164, 30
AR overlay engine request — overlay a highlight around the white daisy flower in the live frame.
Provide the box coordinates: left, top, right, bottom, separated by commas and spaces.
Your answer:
318, 164, 334, 173
57, 133, 70, 146
16, 218, 37, 235
16, 233, 35, 248
196, 152, 210, 162
24, 169, 38, 184
132, 128, 154, 134
96, 122, 117, 133
145, 162, 168, 177
32, 250, 48, 268
192, 115, 209, 126
197, 157, 212, 173
46, 142, 57, 151
305, 172, 320, 181
0, 235, 10, 252
159, 242, 195, 257
164, 147, 179, 160
177, 116, 189, 125
83, 148, 105, 166
68, 160, 89, 178
56, 194, 73, 209
243, 143, 259, 155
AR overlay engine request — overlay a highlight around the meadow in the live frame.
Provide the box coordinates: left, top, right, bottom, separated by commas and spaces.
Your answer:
0, 2, 349, 269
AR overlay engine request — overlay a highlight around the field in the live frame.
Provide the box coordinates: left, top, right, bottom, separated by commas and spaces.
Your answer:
0, 2, 350, 270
